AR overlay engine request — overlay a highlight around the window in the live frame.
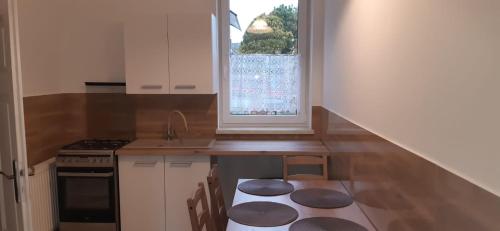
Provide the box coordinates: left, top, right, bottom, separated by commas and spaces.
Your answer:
218, 0, 311, 133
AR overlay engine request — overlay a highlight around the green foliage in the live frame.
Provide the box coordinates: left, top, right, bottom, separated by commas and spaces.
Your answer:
270, 5, 298, 39
238, 4, 298, 55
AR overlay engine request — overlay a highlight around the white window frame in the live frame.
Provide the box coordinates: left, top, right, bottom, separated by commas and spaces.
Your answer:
217, 0, 312, 134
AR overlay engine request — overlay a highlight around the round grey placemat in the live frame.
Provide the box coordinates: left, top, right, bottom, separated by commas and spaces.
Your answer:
290, 217, 368, 231
228, 201, 298, 227
238, 179, 295, 196
290, 188, 353, 209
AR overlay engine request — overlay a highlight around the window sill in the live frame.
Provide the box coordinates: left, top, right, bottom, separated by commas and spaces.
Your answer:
216, 128, 315, 135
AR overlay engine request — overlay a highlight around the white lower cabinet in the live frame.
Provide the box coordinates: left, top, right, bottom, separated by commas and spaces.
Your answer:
165, 156, 210, 230
119, 155, 166, 231
119, 155, 210, 231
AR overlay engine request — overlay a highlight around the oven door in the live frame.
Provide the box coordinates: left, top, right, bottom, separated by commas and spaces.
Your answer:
57, 167, 116, 223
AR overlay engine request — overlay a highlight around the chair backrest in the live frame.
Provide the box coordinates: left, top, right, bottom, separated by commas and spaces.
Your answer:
283, 155, 328, 181
187, 183, 215, 231
207, 165, 228, 231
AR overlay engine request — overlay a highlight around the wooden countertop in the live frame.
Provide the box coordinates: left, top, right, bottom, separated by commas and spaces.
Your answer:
116, 139, 329, 156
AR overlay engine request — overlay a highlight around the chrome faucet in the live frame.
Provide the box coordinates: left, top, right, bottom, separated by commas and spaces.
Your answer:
166, 110, 189, 141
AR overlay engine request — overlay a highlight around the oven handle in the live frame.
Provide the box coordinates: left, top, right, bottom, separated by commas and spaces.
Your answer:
57, 172, 114, 177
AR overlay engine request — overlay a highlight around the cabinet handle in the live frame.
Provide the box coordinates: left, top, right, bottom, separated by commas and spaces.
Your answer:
58, 172, 114, 178
174, 85, 196, 90
141, 85, 163, 90
134, 161, 157, 167
169, 162, 192, 168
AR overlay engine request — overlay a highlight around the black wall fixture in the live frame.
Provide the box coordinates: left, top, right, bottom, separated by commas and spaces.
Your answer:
85, 82, 126, 86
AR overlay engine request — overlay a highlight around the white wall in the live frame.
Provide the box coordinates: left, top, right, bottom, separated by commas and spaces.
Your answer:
323, 0, 500, 196
57, 0, 125, 93
310, 0, 324, 106
18, 0, 124, 96
18, 0, 62, 97
18, 0, 320, 107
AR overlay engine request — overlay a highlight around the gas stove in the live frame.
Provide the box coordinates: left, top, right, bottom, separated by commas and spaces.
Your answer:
56, 139, 130, 231
60, 139, 130, 153
57, 139, 130, 168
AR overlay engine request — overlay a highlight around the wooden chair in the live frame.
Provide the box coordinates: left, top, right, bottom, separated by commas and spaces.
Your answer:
283, 155, 328, 181
187, 183, 215, 231
207, 165, 228, 231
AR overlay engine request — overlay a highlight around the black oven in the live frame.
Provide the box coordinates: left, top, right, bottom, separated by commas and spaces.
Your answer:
57, 167, 117, 223
56, 139, 129, 231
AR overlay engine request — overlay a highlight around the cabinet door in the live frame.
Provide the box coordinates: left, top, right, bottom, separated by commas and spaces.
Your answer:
124, 13, 170, 94
164, 155, 210, 231
119, 155, 166, 231
168, 13, 217, 94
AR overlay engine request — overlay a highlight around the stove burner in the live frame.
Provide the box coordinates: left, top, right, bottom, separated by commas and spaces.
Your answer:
62, 139, 130, 150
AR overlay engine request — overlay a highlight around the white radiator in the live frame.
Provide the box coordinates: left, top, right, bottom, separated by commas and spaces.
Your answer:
28, 157, 58, 231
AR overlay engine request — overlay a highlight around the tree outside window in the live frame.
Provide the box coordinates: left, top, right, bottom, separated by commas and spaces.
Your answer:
238, 5, 298, 55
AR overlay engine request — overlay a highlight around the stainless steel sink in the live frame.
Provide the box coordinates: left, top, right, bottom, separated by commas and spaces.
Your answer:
125, 138, 215, 149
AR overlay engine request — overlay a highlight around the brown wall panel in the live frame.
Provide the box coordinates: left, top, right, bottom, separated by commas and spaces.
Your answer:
24, 94, 323, 166
322, 110, 500, 231
24, 93, 136, 166
24, 93, 500, 230
23, 94, 81, 166
86, 93, 136, 139
133, 94, 217, 139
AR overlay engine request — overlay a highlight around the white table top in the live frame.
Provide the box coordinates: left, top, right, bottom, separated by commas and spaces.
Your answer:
227, 179, 376, 231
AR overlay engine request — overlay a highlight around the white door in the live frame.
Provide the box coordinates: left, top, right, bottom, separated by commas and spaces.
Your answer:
0, 0, 29, 230
164, 155, 210, 231
168, 13, 217, 94
124, 13, 170, 94
118, 156, 166, 231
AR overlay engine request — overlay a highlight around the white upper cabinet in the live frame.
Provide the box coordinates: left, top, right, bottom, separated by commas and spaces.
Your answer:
124, 13, 170, 94
168, 13, 218, 94
124, 11, 218, 94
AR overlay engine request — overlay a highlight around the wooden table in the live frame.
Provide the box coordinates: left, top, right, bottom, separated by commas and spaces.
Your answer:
227, 179, 376, 231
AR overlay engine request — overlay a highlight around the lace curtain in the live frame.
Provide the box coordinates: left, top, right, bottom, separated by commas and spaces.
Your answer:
229, 54, 300, 115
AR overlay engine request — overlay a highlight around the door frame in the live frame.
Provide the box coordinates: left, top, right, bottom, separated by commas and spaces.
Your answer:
2, 0, 33, 230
